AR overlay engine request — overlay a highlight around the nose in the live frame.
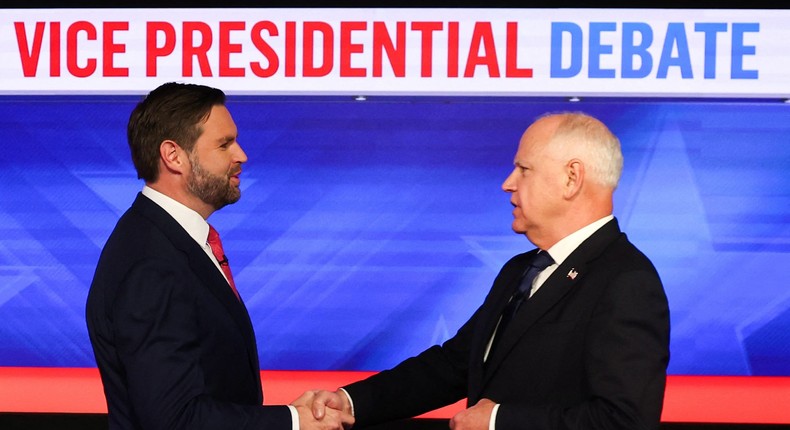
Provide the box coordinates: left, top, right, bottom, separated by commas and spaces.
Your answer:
234, 141, 248, 164
502, 168, 517, 193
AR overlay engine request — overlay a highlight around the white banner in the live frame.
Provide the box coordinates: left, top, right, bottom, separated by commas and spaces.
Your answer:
1, 8, 788, 97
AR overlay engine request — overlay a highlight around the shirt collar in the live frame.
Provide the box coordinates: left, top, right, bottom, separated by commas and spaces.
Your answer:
545, 215, 614, 266
142, 186, 210, 245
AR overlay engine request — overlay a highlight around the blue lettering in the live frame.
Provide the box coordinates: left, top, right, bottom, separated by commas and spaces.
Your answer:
548, 20, 759, 83
589, 22, 616, 78
621, 22, 653, 78
695, 23, 727, 79
550, 22, 582, 78
657, 23, 693, 79
732, 23, 759, 79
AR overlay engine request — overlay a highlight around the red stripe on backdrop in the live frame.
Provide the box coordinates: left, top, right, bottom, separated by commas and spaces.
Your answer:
0, 368, 789, 423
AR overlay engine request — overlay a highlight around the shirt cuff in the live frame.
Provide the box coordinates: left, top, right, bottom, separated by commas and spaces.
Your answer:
489, 403, 500, 430
338, 387, 355, 417
287, 404, 300, 430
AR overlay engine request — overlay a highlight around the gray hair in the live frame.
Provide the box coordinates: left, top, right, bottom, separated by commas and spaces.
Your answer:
543, 112, 623, 189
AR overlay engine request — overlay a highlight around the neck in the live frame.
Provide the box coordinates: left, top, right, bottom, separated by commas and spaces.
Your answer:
531, 205, 612, 250
146, 181, 214, 220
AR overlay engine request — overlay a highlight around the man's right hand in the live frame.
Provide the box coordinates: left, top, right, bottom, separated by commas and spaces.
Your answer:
292, 390, 354, 430
309, 390, 352, 420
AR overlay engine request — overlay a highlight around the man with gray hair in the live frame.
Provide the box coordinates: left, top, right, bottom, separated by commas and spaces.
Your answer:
302, 112, 670, 430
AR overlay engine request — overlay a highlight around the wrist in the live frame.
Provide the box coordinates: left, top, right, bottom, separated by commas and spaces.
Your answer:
338, 388, 355, 416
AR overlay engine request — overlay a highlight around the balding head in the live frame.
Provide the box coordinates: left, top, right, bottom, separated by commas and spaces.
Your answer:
502, 112, 621, 249
540, 112, 623, 189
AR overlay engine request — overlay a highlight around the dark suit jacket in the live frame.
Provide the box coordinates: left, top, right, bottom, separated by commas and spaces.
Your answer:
86, 193, 291, 430
344, 219, 670, 430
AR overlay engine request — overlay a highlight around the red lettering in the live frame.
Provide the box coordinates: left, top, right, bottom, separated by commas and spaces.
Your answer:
303, 21, 333, 77
372, 21, 405, 77
219, 21, 245, 77
183, 21, 213, 77
146, 22, 175, 77
67, 21, 97, 78
14, 22, 45, 77
285, 21, 296, 77
251, 21, 279, 78
506, 22, 532, 78
50, 22, 61, 77
447, 22, 459, 78
411, 22, 442, 77
464, 22, 499, 78
103, 21, 128, 77
340, 21, 366, 77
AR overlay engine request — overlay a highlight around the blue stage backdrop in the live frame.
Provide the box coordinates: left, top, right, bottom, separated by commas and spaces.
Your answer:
0, 96, 788, 376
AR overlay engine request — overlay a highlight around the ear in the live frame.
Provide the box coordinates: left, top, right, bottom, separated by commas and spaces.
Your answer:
159, 140, 188, 175
563, 159, 584, 199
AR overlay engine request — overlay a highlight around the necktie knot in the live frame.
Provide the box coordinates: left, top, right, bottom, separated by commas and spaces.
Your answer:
207, 225, 227, 265
207, 225, 239, 301
529, 250, 554, 272
517, 250, 554, 295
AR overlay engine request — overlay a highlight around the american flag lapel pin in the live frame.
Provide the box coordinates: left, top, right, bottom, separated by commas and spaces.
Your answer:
567, 268, 578, 280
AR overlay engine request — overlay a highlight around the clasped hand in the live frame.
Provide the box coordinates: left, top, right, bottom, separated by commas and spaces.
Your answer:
291, 390, 354, 430
299, 389, 495, 430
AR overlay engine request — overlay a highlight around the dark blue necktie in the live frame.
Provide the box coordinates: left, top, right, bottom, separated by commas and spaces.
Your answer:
490, 251, 555, 354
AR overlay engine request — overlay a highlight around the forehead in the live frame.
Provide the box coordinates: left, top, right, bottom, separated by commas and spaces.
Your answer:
516, 117, 560, 159
201, 105, 236, 132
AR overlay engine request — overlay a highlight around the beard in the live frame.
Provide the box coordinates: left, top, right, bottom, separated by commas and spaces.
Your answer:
186, 152, 241, 211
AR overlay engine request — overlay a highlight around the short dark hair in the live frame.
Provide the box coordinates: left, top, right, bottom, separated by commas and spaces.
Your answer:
127, 82, 226, 182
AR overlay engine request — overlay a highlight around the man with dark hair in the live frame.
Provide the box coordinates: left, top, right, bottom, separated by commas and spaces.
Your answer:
305, 112, 670, 430
86, 82, 353, 430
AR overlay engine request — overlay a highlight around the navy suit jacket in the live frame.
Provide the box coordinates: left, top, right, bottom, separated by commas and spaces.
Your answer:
86, 193, 291, 430
344, 219, 670, 430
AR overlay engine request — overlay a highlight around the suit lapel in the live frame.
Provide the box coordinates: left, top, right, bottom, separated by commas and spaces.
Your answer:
184, 242, 263, 396
480, 219, 623, 384
468, 252, 532, 396
131, 194, 258, 359
478, 251, 536, 358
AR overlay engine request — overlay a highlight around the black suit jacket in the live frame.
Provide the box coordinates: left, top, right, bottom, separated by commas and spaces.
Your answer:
86, 193, 291, 430
344, 219, 670, 430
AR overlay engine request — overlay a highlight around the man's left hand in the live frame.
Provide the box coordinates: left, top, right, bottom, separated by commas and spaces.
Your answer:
449, 398, 496, 430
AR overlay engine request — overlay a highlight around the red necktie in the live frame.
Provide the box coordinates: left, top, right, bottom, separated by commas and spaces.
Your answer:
207, 225, 240, 301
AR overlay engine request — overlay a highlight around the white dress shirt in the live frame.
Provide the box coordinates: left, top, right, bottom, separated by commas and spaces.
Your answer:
141, 186, 227, 279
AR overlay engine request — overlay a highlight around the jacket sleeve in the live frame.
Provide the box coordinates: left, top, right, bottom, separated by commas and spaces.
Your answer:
343, 253, 529, 428
343, 303, 486, 427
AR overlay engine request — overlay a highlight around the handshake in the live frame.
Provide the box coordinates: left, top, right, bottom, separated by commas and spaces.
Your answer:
289, 389, 497, 430
290, 389, 354, 430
